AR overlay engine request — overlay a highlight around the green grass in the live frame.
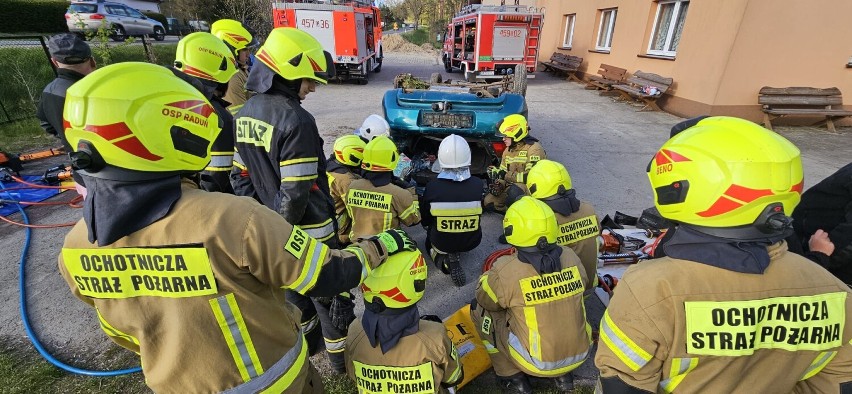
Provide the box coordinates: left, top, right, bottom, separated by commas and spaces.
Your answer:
0, 118, 56, 152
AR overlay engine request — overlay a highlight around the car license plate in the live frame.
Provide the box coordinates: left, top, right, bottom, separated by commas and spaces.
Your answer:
421, 113, 473, 129
479, 71, 495, 76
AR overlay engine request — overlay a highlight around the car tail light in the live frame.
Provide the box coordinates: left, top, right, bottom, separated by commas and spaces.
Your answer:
492, 141, 506, 156
90, 14, 105, 20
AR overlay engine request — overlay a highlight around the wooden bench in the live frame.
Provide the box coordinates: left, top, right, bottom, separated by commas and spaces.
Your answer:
586, 63, 627, 91
538, 52, 583, 82
759, 87, 852, 132
612, 71, 674, 112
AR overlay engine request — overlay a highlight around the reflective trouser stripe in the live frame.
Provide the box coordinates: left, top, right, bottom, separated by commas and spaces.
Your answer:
96, 308, 139, 347
507, 331, 588, 376
344, 245, 370, 282
221, 332, 308, 394
446, 356, 463, 383
659, 357, 698, 393
599, 310, 652, 372
482, 339, 499, 354
301, 219, 335, 242
210, 294, 264, 382
430, 201, 483, 216
324, 337, 346, 353
523, 307, 542, 360
301, 314, 319, 334
233, 151, 246, 170
399, 201, 419, 221
478, 275, 498, 303
516, 172, 525, 183
279, 158, 318, 182
206, 153, 234, 172
799, 351, 837, 381
290, 236, 329, 294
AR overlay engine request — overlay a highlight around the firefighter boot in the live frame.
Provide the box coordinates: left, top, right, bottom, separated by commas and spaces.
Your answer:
447, 253, 465, 287
553, 372, 574, 392
499, 372, 532, 394
431, 249, 451, 275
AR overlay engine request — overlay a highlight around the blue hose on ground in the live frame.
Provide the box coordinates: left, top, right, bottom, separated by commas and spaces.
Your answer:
1, 180, 141, 376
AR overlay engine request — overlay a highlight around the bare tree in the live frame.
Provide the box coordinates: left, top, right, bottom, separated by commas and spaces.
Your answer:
403, 0, 430, 29
213, 0, 273, 41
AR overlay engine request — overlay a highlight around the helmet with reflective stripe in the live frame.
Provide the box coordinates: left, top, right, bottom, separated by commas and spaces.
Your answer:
498, 113, 529, 142
333, 135, 366, 167
174, 32, 238, 83
361, 136, 399, 172
527, 159, 572, 199
648, 116, 802, 229
211, 19, 258, 57
64, 62, 219, 180
254, 27, 335, 84
438, 134, 471, 169
503, 196, 557, 247
358, 114, 390, 141
361, 250, 427, 309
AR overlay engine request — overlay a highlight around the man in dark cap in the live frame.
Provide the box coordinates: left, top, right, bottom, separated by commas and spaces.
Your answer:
36, 33, 96, 196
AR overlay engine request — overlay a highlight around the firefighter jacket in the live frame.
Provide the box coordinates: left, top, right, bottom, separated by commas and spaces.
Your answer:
475, 247, 591, 377
790, 162, 852, 284
594, 241, 852, 394
57, 181, 389, 393
200, 95, 235, 194
345, 318, 463, 394
223, 66, 250, 114
36, 68, 86, 186
346, 177, 420, 240
231, 83, 336, 243
420, 177, 485, 253
552, 200, 600, 290
327, 157, 361, 244
499, 137, 546, 187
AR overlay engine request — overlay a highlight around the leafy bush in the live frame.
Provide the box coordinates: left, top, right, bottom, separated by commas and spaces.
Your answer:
401, 28, 430, 46
0, 0, 68, 34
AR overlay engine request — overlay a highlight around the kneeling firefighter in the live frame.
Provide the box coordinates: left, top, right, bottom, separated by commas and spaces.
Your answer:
327, 134, 366, 245
484, 114, 546, 216
473, 197, 591, 394
526, 160, 600, 290
420, 134, 485, 286
345, 250, 464, 393
57, 62, 417, 392
594, 117, 852, 393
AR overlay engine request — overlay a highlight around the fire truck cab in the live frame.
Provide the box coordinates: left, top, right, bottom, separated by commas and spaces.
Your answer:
441, 2, 543, 82
273, 0, 383, 84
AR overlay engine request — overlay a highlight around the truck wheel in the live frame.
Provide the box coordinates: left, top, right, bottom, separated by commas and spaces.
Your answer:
513, 64, 528, 96
357, 78, 368, 85
374, 58, 382, 73
444, 56, 452, 73
463, 64, 476, 83
429, 73, 443, 85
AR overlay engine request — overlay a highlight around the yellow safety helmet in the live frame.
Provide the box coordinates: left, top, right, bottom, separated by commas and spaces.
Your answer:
64, 62, 219, 180
174, 32, 238, 83
361, 135, 399, 172
503, 196, 557, 247
210, 19, 258, 57
333, 134, 366, 167
254, 27, 335, 84
648, 116, 803, 229
527, 159, 572, 199
361, 250, 428, 309
498, 114, 529, 142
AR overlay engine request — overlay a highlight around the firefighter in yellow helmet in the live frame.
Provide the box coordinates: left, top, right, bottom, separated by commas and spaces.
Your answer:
484, 114, 547, 217
473, 196, 590, 394
57, 62, 416, 392
328, 134, 366, 245
346, 136, 421, 240
171, 32, 238, 194
210, 19, 258, 113
595, 117, 852, 393
346, 250, 464, 393
229, 27, 352, 372
526, 160, 599, 290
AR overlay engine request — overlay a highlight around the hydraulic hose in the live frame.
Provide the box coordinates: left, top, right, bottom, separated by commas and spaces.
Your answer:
1, 180, 141, 376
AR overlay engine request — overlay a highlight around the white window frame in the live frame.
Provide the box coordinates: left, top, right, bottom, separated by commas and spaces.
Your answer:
647, 0, 689, 57
595, 8, 617, 51
561, 14, 576, 48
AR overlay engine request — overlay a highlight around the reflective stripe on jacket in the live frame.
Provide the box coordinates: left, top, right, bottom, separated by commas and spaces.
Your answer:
499, 140, 546, 185
553, 201, 599, 290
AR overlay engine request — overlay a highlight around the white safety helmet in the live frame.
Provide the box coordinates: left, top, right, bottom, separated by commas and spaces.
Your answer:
359, 114, 390, 141
438, 134, 471, 169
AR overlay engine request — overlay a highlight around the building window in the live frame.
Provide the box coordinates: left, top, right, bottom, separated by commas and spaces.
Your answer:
648, 0, 689, 57
596, 8, 617, 51
562, 14, 576, 48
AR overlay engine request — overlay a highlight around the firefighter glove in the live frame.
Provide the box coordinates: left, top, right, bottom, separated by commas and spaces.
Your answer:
329, 292, 356, 331
420, 314, 442, 323
373, 229, 416, 255
487, 166, 506, 182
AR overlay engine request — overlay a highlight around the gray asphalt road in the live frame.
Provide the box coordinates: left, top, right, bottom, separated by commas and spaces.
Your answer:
0, 50, 850, 388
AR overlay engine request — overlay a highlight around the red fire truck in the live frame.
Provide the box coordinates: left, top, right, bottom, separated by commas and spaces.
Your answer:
441, 2, 543, 83
273, 0, 383, 84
